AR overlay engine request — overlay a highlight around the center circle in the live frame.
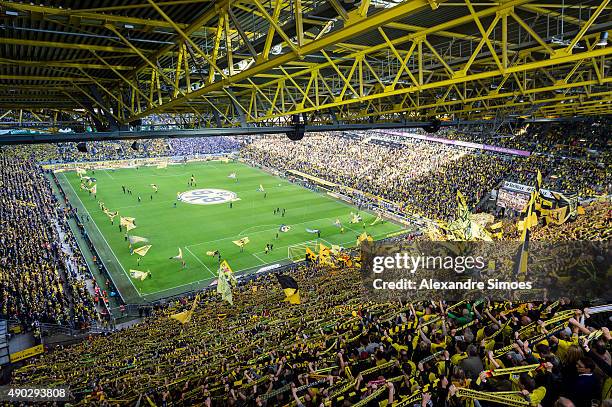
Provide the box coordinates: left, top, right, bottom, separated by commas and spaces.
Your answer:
178, 189, 238, 205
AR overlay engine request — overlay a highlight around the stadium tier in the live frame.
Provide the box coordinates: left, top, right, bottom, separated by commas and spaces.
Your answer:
0, 1, 611, 405
0, 128, 610, 405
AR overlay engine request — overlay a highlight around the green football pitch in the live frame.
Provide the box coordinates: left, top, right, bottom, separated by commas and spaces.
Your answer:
58, 161, 405, 302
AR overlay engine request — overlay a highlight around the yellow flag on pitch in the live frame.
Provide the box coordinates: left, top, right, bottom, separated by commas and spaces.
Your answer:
128, 235, 149, 245
129, 269, 150, 281
370, 215, 383, 226
170, 247, 183, 260
233, 237, 250, 247
120, 216, 135, 227
133, 245, 152, 256
106, 210, 118, 221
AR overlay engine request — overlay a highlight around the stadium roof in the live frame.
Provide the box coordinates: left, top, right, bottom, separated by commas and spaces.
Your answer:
0, 0, 610, 132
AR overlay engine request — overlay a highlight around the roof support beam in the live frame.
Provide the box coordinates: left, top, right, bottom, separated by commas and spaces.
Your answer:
227, 8, 258, 58
562, 0, 609, 54
0, 38, 150, 54
0, 1, 191, 30
131, 0, 230, 77
0, 59, 134, 70
145, 0, 227, 81
126, 0, 443, 120
0, 75, 94, 82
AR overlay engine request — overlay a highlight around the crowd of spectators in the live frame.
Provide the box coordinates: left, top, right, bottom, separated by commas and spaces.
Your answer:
1, 127, 610, 406
546, 159, 609, 198
242, 133, 609, 222
14, 252, 611, 406
168, 136, 241, 156
529, 201, 611, 242
0, 150, 96, 327
20, 137, 241, 163
439, 120, 610, 158
54, 139, 169, 163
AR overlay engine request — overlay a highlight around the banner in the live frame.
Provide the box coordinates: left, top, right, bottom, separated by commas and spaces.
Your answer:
502, 181, 574, 202
287, 170, 337, 187
10, 344, 44, 363
378, 131, 531, 157
502, 181, 536, 194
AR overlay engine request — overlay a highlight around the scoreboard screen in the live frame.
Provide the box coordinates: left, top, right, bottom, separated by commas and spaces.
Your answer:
496, 188, 530, 211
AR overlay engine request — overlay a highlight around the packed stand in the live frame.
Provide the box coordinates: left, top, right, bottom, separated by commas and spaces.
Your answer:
52, 139, 170, 163
167, 136, 241, 156
503, 201, 612, 242
13, 259, 611, 406
440, 120, 610, 159
243, 134, 503, 221
546, 158, 609, 198
16, 137, 242, 164
242, 134, 609, 222
0, 150, 96, 327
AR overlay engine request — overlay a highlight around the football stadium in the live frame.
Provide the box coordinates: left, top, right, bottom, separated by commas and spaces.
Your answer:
0, 0, 611, 406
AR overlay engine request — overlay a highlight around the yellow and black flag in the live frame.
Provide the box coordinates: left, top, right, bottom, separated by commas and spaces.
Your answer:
488, 221, 503, 239
513, 172, 541, 277
170, 294, 199, 324
514, 197, 534, 276
357, 232, 373, 245
305, 247, 317, 263
276, 274, 301, 304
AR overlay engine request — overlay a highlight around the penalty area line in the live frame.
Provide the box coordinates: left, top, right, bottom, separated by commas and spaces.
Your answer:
184, 246, 215, 278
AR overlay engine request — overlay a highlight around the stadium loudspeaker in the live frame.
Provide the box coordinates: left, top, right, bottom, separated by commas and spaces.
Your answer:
131, 141, 140, 151
286, 114, 306, 141
423, 118, 441, 133
76, 142, 88, 153
286, 127, 305, 141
